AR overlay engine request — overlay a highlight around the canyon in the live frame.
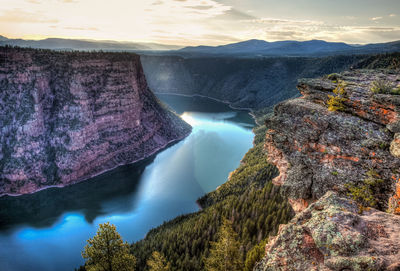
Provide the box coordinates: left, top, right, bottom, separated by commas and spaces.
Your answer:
141, 54, 369, 110
0, 47, 191, 196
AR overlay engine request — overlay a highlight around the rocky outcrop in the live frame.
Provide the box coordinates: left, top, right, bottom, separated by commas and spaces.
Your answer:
254, 192, 400, 271
257, 68, 400, 270
265, 69, 400, 213
0, 47, 191, 196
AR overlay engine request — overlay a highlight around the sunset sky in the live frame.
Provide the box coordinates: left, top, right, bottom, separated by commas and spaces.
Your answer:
1, 0, 400, 46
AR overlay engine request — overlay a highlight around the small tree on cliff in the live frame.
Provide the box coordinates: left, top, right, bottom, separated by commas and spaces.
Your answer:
204, 218, 243, 271
82, 222, 136, 271
327, 82, 348, 112
147, 251, 171, 271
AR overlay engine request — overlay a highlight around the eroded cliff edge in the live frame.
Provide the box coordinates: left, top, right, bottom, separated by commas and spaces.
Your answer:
257, 68, 400, 270
0, 47, 191, 196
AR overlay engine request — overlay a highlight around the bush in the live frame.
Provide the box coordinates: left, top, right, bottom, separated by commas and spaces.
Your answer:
370, 80, 394, 94
327, 82, 348, 112
345, 169, 384, 209
326, 73, 341, 81
390, 87, 400, 95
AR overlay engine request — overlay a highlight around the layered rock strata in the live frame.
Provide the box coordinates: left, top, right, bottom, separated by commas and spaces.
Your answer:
265, 69, 400, 213
257, 69, 400, 270
0, 47, 191, 196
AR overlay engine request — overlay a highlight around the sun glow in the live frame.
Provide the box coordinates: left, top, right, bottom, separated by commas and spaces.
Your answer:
1, 0, 400, 45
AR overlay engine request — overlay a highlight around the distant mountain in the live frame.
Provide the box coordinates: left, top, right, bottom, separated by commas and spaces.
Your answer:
179, 39, 400, 56
0, 36, 182, 51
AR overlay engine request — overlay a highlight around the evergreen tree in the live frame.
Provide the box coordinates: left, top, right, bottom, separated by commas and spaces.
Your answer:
147, 251, 171, 271
82, 222, 136, 271
244, 238, 268, 271
204, 219, 243, 271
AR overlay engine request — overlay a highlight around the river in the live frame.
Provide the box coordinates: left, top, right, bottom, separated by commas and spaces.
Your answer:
0, 94, 255, 271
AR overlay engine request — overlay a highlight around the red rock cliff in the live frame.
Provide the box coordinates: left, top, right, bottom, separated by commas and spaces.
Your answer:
0, 47, 191, 196
256, 68, 400, 270
265, 69, 400, 214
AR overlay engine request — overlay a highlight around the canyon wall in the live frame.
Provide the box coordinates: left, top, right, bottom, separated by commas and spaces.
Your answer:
141, 54, 366, 110
257, 68, 400, 270
0, 47, 191, 196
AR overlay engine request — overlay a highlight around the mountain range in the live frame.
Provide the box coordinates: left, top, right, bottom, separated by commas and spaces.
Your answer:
0, 35, 181, 51
179, 39, 400, 56
1, 35, 400, 56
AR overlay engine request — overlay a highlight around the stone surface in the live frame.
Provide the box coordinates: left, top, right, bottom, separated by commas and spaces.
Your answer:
265, 69, 400, 213
390, 133, 400, 158
0, 47, 191, 196
257, 68, 400, 271
254, 192, 400, 271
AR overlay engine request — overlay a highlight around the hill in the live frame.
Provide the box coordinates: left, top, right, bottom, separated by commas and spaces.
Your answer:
179, 39, 400, 56
0, 36, 181, 51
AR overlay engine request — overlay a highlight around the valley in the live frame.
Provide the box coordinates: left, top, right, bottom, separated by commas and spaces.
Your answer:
0, 94, 256, 271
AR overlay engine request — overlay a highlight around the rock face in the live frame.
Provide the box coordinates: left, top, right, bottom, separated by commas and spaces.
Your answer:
0, 47, 191, 196
257, 68, 400, 270
254, 192, 400, 271
265, 69, 400, 213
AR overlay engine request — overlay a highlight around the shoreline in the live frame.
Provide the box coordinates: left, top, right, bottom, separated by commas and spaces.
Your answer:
0, 129, 191, 198
155, 92, 263, 126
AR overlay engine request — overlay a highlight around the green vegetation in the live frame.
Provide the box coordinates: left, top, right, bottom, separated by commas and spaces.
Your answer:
345, 169, 384, 209
327, 82, 348, 112
204, 219, 243, 271
390, 87, 400, 95
82, 222, 136, 271
370, 80, 394, 94
244, 237, 268, 271
147, 251, 171, 271
326, 73, 341, 82
130, 125, 293, 270
354, 52, 400, 70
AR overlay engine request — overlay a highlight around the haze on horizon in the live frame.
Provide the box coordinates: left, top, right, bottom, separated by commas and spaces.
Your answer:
1, 0, 400, 46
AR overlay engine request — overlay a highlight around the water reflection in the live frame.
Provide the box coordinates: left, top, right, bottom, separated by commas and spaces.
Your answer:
0, 94, 255, 271
0, 158, 152, 230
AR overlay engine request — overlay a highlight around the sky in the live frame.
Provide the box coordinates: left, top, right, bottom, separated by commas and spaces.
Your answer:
0, 0, 400, 46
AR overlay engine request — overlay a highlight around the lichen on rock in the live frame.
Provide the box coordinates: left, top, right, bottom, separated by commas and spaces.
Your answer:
254, 192, 400, 271
257, 68, 400, 270
265, 69, 400, 213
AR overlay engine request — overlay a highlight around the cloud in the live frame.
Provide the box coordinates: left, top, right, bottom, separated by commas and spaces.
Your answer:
64, 26, 99, 31
389, 14, 396, 17
371, 16, 383, 21
0, 9, 58, 23
217, 8, 255, 21
244, 18, 323, 26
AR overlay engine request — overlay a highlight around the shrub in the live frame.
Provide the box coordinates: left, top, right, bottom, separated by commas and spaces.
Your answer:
326, 73, 341, 81
370, 80, 394, 94
390, 87, 400, 95
345, 169, 384, 209
327, 82, 348, 112
331, 171, 339, 176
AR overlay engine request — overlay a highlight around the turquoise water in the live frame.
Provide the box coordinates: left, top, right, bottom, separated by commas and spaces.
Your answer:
0, 94, 255, 271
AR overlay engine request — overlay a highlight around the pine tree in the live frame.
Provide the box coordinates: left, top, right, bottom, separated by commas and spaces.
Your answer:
244, 238, 268, 271
82, 222, 136, 271
204, 219, 244, 271
147, 251, 171, 271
